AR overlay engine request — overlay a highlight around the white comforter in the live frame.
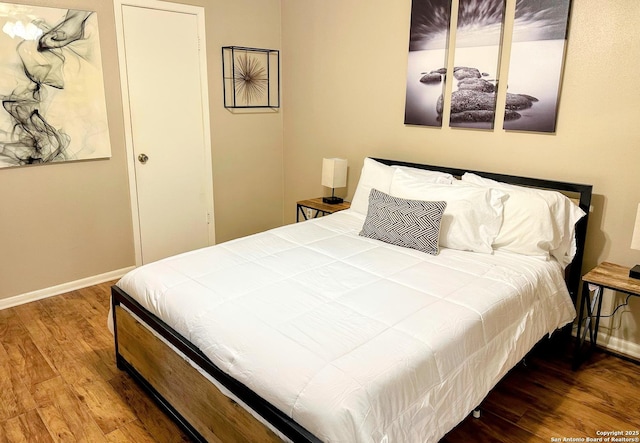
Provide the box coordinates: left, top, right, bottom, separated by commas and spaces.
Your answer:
116, 210, 576, 442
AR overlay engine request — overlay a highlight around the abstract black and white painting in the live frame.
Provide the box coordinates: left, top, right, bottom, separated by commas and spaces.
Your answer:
449, 0, 506, 129
404, 0, 452, 127
503, 0, 572, 133
0, 3, 110, 168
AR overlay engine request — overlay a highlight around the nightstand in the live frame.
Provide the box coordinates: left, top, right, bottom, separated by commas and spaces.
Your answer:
573, 262, 640, 369
296, 198, 351, 222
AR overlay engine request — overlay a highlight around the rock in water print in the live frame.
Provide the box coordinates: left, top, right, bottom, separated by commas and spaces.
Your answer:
448, 0, 506, 129
0, 3, 110, 168
405, 0, 571, 133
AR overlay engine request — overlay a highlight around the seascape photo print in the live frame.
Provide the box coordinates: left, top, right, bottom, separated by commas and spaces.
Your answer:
404, 0, 452, 127
449, 0, 506, 129
503, 0, 572, 133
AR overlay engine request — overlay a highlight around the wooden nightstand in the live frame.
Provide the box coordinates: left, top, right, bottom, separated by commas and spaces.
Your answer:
574, 262, 640, 368
296, 198, 351, 222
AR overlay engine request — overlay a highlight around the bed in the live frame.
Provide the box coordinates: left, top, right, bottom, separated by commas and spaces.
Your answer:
110, 157, 592, 442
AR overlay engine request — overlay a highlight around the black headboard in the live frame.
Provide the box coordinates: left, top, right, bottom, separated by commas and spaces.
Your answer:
372, 158, 593, 304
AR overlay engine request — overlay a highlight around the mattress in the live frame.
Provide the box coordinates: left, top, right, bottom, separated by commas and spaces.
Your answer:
114, 210, 576, 442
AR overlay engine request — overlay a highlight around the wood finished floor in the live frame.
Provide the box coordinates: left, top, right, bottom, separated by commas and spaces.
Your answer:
0, 281, 638, 442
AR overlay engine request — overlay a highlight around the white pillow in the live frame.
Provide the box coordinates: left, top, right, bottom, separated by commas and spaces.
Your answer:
390, 169, 507, 253
350, 158, 454, 215
392, 165, 455, 184
351, 158, 395, 215
461, 173, 586, 266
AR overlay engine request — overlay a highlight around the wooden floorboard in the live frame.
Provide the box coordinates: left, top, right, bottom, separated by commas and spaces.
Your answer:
0, 281, 638, 442
443, 344, 640, 442
0, 282, 189, 443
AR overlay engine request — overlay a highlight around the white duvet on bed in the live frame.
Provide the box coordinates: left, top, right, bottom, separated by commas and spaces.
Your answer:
115, 210, 576, 443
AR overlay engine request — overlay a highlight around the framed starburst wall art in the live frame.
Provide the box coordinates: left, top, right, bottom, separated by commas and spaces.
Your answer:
222, 46, 280, 109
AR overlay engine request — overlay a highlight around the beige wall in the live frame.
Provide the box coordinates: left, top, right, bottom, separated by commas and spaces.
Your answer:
281, 0, 640, 354
202, 0, 284, 242
0, 0, 132, 300
0, 0, 283, 300
2, 0, 639, 355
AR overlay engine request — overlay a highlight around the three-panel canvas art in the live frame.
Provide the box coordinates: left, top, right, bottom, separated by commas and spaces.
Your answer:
405, 0, 572, 133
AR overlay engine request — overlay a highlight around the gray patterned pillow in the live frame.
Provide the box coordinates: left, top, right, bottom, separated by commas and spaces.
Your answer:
359, 188, 447, 255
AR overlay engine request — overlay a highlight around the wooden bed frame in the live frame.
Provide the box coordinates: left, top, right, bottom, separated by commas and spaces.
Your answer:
111, 159, 592, 443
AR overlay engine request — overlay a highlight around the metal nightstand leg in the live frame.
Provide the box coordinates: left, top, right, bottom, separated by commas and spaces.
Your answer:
296, 205, 325, 222
573, 283, 604, 369
296, 204, 307, 222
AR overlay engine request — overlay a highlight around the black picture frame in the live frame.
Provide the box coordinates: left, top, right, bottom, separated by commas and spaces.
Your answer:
222, 46, 280, 109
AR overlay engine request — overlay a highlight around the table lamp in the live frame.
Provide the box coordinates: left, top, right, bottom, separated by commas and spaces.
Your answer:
631, 203, 640, 279
322, 158, 347, 204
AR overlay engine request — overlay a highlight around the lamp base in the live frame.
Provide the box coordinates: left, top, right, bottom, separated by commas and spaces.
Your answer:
630, 265, 640, 279
322, 196, 344, 205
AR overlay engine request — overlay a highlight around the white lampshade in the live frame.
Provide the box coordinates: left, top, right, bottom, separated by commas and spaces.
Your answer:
322, 158, 348, 189
632, 203, 640, 250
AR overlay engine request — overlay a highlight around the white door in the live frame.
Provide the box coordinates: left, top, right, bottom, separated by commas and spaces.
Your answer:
115, 1, 214, 265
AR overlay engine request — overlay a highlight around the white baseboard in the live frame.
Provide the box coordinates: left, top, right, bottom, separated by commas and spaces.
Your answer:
0, 267, 135, 311
573, 324, 640, 361
594, 330, 640, 360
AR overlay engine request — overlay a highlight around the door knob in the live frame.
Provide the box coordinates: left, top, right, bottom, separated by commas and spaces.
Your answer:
138, 153, 149, 164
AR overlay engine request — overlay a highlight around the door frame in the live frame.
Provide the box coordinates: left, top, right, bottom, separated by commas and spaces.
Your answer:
114, 0, 215, 266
